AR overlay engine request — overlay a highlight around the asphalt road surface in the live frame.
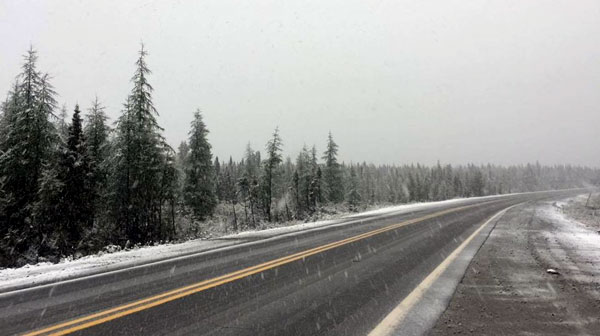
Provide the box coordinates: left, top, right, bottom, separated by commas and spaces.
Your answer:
0, 190, 584, 336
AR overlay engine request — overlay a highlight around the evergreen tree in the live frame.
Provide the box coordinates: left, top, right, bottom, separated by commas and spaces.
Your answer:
183, 109, 216, 221
346, 165, 361, 211
57, 104, 69, 141
176, 141, 190, 167
322, 132, 343, 203
308, 146, 322, 212
109, 45, 170, 244
263, 127, 282, 221
84, 97, 111, 232
222, 159, 238, 231
241, 144, 261, 226
237, 174, 251, 226
0, 48, 58, 265
214, 156, 223, 201
158, 145, 179, 239
175, 141, 190, 205
294, 146, 312, 216
54, 105, 94, 254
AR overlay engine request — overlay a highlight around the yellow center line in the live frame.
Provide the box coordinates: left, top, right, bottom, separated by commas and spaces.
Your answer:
23, 201, 498, 336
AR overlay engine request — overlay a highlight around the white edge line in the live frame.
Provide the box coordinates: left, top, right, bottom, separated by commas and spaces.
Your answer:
367, 203, 520, 336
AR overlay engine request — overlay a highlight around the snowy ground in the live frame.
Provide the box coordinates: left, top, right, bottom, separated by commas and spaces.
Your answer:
0, 239, 237, 293
225, 196, 474, 239
0, 191, 576, 293
557, 193, 600, 232
540, 197, 600, 268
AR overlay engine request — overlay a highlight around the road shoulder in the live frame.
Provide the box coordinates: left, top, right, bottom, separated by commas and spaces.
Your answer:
429, 199, 600, 335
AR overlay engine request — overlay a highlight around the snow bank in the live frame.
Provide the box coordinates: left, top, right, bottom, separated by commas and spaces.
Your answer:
224, 192, 533, 239
347, 197, 470, 217
221, 197, 485, 239
0, 239, 236, 293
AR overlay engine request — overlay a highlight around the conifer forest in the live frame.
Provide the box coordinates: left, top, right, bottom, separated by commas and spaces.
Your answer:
1, 47, 598, 267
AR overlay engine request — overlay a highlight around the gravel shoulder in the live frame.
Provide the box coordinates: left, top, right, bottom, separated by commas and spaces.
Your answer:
429, 198, 600, 336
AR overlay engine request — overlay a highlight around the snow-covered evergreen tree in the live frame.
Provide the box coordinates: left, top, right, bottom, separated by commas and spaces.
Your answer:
54, 105, 94, 255
294, 146, 312, 216
0, 48, 58, 265
158, 145, 179, 239
57, 104, 69, 141
222, 158, 239, 231
322, 132, 343, 203
308, 145, 322, 211
346, 165, 361, 211
84, 97, 111, 233
109, 45, 171, 244
241, 144, 261, 226
214, 156, 223, 201
183, 109, 216, 221
263, 127, 283, 222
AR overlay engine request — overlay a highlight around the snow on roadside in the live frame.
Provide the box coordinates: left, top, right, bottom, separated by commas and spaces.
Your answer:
0, 190, 577, 293
552, 194, 588, 210
0, 197, 472, 292
346, 197, 471, 217
0, 200, 421, 292
226, 192, 533, 239
538, 200, 600, 267
221, 196, 482, 239
0, 239, 236, 293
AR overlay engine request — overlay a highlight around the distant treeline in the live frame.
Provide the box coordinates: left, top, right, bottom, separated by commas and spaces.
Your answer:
1, 47, 598, 267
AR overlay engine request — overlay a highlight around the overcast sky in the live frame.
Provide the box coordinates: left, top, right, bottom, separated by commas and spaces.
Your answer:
1, 0, 599, 166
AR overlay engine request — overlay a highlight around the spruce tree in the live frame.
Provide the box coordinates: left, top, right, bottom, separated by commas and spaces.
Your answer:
176, 141, 190, 167
308, 145, 322, 212
175, 141, 190, 203
183, 109, 216, 221
222, 159, 238, 231
55, 105, 94, 254
0, 48, 58, 265
263, 127, 283, 222
347, 165, 361, 211
158, 145, 179, 239
110, 45, 169, 244
57, 104, 69, 141
322, 132, 343, 203
241, 144, 261, 226
84, 98, 111, 231
294, 146, 312, 216
214, 156, 223, 201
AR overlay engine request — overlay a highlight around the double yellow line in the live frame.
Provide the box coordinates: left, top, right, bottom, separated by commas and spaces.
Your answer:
24, 201, 492, 336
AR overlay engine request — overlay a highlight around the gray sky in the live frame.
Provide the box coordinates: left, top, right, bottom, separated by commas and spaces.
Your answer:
1, 0, 599, 166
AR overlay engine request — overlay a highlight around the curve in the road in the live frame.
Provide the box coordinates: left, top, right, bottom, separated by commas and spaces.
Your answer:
23, 201, 494, 336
